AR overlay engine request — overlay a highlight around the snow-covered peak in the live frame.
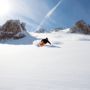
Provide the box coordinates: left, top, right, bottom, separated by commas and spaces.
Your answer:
70, 20, 90, 34
0, 20, 28, 40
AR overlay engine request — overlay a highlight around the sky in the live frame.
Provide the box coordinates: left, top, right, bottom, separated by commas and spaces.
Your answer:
0, 0, 90, 30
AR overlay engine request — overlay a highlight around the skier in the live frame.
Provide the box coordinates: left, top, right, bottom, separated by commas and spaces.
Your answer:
38, 37, 51, 47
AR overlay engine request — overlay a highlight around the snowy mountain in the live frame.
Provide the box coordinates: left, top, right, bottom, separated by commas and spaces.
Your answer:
0, 20, 28, 40
0, 19, 37, 44
50, 27, 65, 32
70, 20, 90, 34
0, 29, 90, 90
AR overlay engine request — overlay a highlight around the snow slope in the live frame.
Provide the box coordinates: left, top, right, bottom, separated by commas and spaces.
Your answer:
0, 30, 90, 90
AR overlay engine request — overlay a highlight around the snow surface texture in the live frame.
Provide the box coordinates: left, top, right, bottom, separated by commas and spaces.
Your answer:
0, 29, 90, 90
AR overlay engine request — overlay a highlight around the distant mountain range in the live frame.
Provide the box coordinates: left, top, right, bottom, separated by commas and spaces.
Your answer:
1, 17, 90, 35
35, 20, 90, 34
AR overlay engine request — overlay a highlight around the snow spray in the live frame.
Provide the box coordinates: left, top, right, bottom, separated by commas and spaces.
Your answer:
36, 0, 63, 31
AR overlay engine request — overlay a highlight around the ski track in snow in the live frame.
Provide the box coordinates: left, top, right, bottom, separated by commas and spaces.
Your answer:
0, 30, 90, 90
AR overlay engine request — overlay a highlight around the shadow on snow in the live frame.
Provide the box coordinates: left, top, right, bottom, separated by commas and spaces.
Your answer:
0, 33, 37, 45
